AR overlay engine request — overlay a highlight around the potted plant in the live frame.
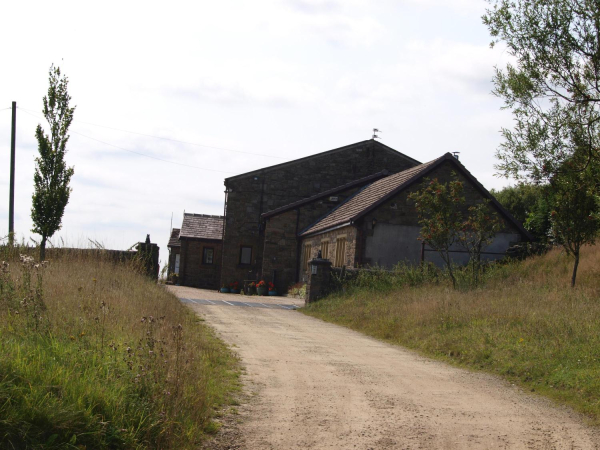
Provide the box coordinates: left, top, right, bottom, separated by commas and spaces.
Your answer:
220, 284, 230, 293
268, 281, 277, 296
230, 281, 240, 294
256, 280, 268, 296
247, 281, 256, 295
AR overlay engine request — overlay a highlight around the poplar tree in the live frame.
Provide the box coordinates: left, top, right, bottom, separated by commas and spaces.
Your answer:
31, 65, 75, 260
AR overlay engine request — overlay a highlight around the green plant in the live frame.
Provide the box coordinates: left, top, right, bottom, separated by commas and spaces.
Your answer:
492, 182, 552, 243
458, 202, 502, 286
0, 245, 241, 448
409, 176, 465, 288
548, 164, 599, 286
288, 282, 306, 298
484, 0, 600, 185
31, 65, 75, 261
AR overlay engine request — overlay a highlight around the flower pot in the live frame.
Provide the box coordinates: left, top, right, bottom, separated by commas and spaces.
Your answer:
256, 286, 268, 296
220, 287, 230, 293
230, 289, 240, 294
268, 290, 278, 296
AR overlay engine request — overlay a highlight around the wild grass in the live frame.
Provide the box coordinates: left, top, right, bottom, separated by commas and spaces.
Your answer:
0, 245, 241, 449
302, 244, 600, 424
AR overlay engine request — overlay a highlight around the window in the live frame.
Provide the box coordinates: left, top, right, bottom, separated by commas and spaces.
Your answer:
203, 247, 214, 265
320, 240, 329, 260
240, 246, 252, 265
174, 253, 180, 274
334, 237, 346, 267
302, 243, 312, 272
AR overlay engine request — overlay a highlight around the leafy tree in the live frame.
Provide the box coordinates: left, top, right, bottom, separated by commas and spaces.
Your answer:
458, 202, 502, 286
548, 162, 599, 287
491, 183, 542, 225
409, 177, 465, 289
483, 0, 600, 183
31, 65, 75, 261
492, 183, 552, 243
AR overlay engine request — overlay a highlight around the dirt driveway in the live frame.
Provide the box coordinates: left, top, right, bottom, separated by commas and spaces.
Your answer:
169, 286, 599, 449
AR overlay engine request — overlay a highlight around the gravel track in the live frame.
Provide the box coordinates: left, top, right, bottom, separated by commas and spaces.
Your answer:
169, 286, 599, 449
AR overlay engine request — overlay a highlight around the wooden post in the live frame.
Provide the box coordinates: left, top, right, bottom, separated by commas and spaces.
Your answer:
8, 101, 16, 245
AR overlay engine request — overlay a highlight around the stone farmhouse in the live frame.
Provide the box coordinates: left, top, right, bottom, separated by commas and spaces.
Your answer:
168, 140, 530, 292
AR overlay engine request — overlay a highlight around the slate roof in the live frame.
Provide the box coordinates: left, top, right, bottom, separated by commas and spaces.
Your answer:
261, 170, 390, 219
168, 228, 181, 247
224, 140, 421, 183
299, 153, 533, 240
180, 214, 224, 241
300, 156, 442, 236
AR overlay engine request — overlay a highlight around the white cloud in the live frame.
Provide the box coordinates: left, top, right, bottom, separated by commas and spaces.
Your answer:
0, 0, 517, 264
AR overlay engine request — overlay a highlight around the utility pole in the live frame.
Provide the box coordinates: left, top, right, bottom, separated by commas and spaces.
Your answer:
8, 101, 16, 246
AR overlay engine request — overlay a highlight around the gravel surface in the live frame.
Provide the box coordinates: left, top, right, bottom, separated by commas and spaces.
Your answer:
169, 286, 599, 449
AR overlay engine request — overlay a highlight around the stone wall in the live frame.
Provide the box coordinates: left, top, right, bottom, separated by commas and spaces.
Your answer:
296, 159, 525, 272
262, 209, 299, 293
222, 141, 419, 287
299, 225, 357, 282
261, 185, 365, 293
43, 240, 159, 280
136, 241, 160, 280
179, 239, 222, 289
305, 258, 332, 304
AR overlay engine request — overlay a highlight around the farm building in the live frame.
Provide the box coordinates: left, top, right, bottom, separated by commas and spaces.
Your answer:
169, 140, 530, 292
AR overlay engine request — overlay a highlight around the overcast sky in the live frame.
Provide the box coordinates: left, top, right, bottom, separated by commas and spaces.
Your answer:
1, 0, 516, 267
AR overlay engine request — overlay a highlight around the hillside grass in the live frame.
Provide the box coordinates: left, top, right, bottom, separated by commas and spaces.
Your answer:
0, 247, 241, 449
302, 245, 600, 424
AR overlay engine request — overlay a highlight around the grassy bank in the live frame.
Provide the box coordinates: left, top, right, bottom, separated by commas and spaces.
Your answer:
0, 248, 240, 449
302, 245, 600, 424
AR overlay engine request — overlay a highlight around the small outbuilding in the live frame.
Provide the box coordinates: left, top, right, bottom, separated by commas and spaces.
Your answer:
168, 213, 224, 289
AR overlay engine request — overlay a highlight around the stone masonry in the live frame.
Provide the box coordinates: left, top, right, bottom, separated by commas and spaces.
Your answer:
221, 140, 420, 287
262, 182, 373, 292
298, 157, 526, 271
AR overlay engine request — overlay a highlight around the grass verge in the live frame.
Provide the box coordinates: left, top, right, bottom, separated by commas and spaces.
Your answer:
0, 247, 241, 449
302, 244, 600, 424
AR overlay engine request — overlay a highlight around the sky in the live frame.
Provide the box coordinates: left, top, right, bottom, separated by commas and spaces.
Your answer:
0, 0, 516, 268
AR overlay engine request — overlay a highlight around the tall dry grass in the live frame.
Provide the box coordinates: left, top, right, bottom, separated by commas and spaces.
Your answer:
303, 244, 600, 423
0, 246, 240, 449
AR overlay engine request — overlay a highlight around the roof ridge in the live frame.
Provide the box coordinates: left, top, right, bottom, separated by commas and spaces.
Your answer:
225, 140, 421, 183
183, 213, 224, 219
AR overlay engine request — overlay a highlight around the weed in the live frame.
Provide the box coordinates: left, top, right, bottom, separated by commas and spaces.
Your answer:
0, 244, 241, 449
